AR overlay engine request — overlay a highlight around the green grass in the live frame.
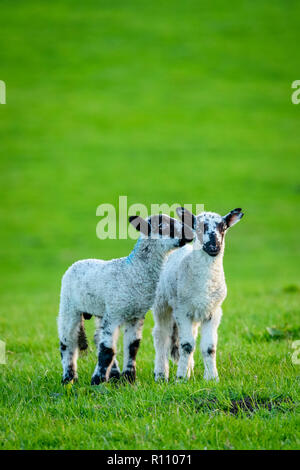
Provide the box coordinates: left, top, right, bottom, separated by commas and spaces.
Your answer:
0, 0, 300, 450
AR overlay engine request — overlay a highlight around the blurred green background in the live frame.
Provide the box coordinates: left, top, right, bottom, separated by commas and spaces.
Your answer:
0, 0, 299, 450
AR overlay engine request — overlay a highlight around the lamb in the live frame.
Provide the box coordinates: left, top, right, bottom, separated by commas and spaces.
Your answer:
152, 207, 244, 382
58, 214, 193, 385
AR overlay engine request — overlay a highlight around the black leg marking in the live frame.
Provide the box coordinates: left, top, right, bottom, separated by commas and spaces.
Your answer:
181, 342, 193, 355
91, 374, 101, 386
78, 317, 89, 351
91, 343, 114, 385
60, 341, 67, 359
109, 370, 121, 381
109, 361, 121, 381
207, 346, 216, 355
62, 365, 77, 385
98, 343, 114, 371
60, 342, 77, 384
129, 339, 141, 361
122, 339, 141, 383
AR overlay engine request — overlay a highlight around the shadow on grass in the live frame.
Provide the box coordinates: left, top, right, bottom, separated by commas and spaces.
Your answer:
244, 325, 300, 342
193, 393, 296, 416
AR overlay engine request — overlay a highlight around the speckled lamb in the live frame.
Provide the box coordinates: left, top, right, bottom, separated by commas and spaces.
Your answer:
58, 214, 193, 385
153, 207, 244, 382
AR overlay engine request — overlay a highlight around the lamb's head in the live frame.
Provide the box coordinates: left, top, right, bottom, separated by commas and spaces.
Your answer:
176, 207, 244, 257
129, 214, 194, 252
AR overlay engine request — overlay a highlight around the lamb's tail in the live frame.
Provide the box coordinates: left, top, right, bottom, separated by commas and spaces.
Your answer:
78, 313, 92, 351
170, 320, 180, 363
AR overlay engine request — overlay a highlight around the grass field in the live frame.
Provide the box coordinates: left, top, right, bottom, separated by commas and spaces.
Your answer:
0, 0, 300, 450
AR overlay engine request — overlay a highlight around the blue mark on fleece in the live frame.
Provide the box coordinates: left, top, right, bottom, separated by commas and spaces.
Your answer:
126, 238, 141, 265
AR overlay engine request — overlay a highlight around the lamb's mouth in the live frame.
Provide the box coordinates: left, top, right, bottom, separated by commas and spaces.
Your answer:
203, 246, 220, 257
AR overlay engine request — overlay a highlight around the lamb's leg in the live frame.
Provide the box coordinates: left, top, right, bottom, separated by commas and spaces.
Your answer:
153, 307, 173, 381
122, 318, 144, 383
58, 309, 81, 384
200, 308, 222, 381
175, 314, 195, 380
91, 320, 120, 385
109, 356, 121, 380
78, 315, 89, 351
94, 316, 120, 380
188, 322, 200, 377
94, 316, 121, 380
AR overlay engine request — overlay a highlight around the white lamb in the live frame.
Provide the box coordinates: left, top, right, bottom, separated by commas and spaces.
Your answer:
153, 207, 244, 382
58, 214, 193, 385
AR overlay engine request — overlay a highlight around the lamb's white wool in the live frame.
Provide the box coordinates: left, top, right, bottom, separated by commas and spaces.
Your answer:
57, 214, 193, 384
153, 207, 244, 382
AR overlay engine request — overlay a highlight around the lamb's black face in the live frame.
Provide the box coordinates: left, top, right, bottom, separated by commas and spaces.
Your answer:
176, 206, 244, 257
129, 214, 194, 248
197, 213, 226, 257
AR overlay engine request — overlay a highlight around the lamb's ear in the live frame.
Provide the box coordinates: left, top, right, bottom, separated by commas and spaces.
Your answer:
129, 215, 151, 236
176, 207, 196, 230
223, 208, 244, 228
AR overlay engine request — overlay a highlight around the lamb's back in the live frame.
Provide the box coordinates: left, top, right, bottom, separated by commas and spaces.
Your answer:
60, 258, 128, 313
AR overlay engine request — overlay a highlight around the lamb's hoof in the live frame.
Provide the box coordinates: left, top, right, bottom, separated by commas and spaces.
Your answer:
203, 374, 219, 382
91, 374, 106, 385
62, 375, 78, 385
122, 369, 136, 384
109, 369, 121, 381
78, 342, 89, 352
154, 373, 168, 383
176, 376, 188, 383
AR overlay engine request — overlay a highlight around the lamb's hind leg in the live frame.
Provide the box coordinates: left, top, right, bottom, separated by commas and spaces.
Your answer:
201, 307, 222, 381
94, 316, 120, 380
78, 315, 89, 351
91, 318, 120, 385
122, 318, 144, 383
58, 308, 82, 384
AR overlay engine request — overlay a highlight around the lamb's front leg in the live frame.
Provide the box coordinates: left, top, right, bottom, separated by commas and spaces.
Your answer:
176, 313, 195, 380
153, 307, 173, 382
91, 320, 120, 385
122, 318, 144, 383
200, 307, 222, 381
187, 322, 200, 377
